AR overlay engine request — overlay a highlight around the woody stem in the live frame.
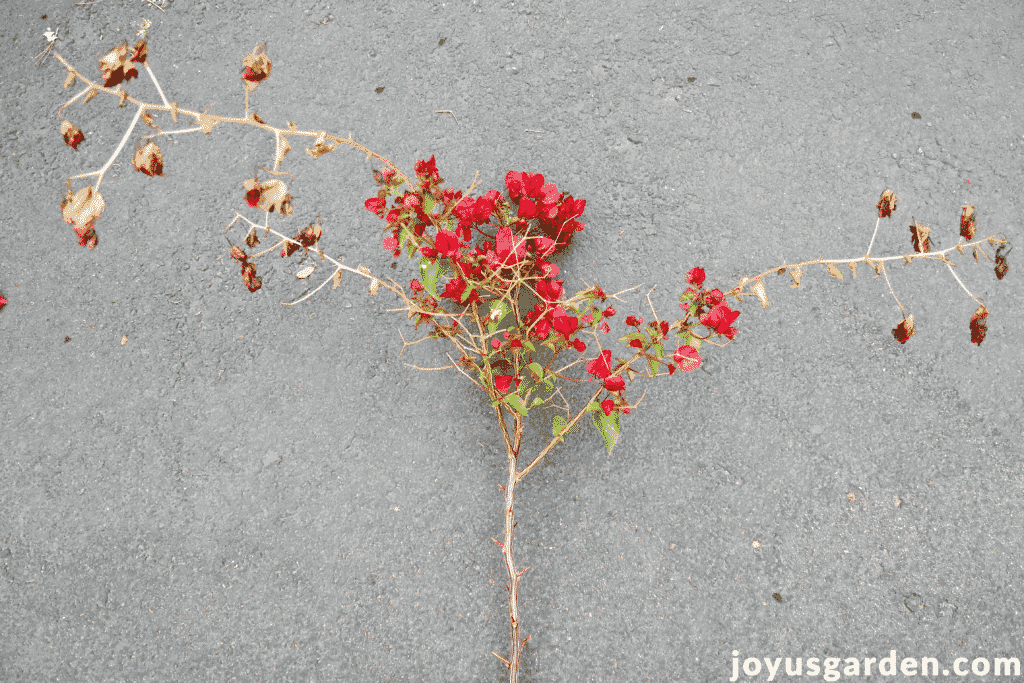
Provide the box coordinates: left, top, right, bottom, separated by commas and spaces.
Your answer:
496, 408, 527, 682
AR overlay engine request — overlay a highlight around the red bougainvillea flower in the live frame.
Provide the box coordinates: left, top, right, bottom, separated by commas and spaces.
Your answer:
600, 399, 615, 417
434, 229, 461, 259
685, 267, 706, 286
414, 155, 439, 178
699, 302, 740, 340
440, 277, 483, 306
604, 306, 616, 317
552, 308, 579, 340
382, 235, 398, 253
704, 288, 724, 306
365, 197, 386, 218
454, 190, 500, 230
535, 278, 564, 302
586, 350, 613, 379
673, 345, 701, 372
626, 315, 643, 327
572, 338, 587, 352
598, 321, 610, 334
536, 260, 559, 278
604, 376, 625, 392
628, 339, 644, 348
533, 236, 557, 256
410, 279, 425, 294
494, 226, 528, 267
495, 374, 514, 392
0, 296, 7, 310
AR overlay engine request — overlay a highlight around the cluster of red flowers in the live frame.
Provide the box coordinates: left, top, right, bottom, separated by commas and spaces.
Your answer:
364, 157, 740, 418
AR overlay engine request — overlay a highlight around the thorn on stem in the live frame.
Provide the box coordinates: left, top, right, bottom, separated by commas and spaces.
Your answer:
492, 537, 504, 548
491, 652, 511, 668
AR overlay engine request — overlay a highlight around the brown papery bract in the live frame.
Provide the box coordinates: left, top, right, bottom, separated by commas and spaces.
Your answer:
133, 141, 164, 177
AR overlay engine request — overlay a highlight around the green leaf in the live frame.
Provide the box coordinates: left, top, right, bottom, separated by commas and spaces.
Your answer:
398, 225, 413, 248
619, 331, 646, 345
551, 415, 579, 442
531, 396, 544, 407
552, 415, 568, 436
527, 362, 544, 380
647, 341, 664, 375
586, 401, 602, 412
591, 410, 621, 454
418, 257, 444, 299
674, 331, 701, 352
523, 340, 536, 352
504, 394, 528, 417
422, 194, 436, 215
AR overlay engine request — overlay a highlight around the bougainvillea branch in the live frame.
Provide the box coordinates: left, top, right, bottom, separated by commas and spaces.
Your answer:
50, 40, 1011, 682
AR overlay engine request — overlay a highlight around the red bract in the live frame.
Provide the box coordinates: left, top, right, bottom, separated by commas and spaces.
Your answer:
586, 350, 613, 379
535, 278, 563, 302
495, 375, 514, 392
604, 306, 616, 317
572, 338, 587, 352
493, 226, 527, 267
434, 229, 461, 258
600, 399, 615, 417
626, 315, 643, 327
454, 191, 499, 229
365, 197, 385, 218
685, 267, 706, 286
552, 309, 579, 340
699, 302, 740, 340
0, 296, 7, 311
673, 345, 701, 372
441, 277, 483, 306
410, 279, 425, 294
604, 376, 625, 392
536, 260, 559, 278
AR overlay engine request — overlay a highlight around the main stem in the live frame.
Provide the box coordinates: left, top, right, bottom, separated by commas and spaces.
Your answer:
494, 405, 527, 681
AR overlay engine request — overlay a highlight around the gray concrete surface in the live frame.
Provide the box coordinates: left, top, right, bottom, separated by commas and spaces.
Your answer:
1, 0, 1022, 681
